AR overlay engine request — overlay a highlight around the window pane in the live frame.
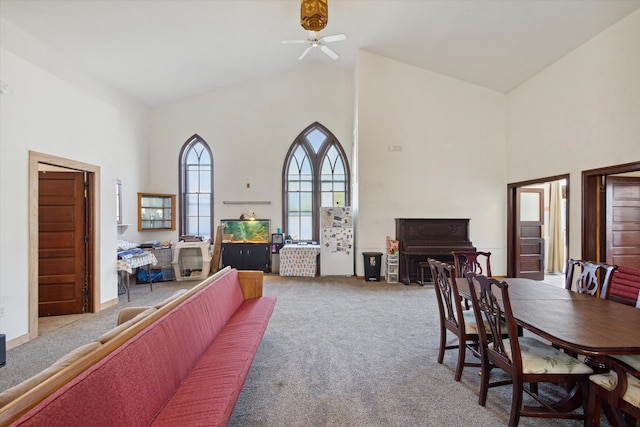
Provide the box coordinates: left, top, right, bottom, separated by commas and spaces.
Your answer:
186, 194, 198, 216
333, 159, 345, 175
199, 148, 211, 164
288, 181, 300, 191
198, 217, 211, 237
186, 217, 199, 235
199, 169, 211, 192
299, 215, 313, 240
288, 192, 300, 212
198, 194, 210, 216
300, 192, 313, 215
321, 192, 333, 207
187, 170, 199, 192
306, 128, 327, 153
186, 149, 199, 164
288, 217, 300, 240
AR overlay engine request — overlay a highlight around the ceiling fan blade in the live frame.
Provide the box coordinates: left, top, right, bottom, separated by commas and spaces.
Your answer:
282, 39, 308, 44
298, 46, 313, 60
320, 45, 339, 60
321, 34, 346, 43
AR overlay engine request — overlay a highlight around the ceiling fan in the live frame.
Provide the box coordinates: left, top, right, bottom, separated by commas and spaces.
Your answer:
282, 31, 346, 60
282, 0, 346, 60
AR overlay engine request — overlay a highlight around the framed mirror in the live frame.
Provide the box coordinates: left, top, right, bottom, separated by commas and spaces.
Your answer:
138, 193, 175, 231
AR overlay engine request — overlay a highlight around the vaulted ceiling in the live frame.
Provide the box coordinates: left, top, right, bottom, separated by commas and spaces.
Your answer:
1, 0, 639, 108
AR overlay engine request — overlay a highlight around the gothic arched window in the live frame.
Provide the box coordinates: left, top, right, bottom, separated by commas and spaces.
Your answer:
283, 122, 349, 241
179, 135, 213, 239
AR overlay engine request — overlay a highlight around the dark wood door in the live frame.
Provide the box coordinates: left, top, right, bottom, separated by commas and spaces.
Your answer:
606, 176, 640, 269
39, 171, 87, 316
515, 187, 545, 279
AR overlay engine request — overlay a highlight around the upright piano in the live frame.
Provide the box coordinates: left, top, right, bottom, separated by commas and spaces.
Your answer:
395, 218, 475, 284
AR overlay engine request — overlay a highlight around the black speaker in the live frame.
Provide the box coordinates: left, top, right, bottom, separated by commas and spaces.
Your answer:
0, 334, 6, 366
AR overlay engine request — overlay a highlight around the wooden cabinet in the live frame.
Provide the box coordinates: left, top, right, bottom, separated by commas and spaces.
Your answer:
221, 243, 270, 273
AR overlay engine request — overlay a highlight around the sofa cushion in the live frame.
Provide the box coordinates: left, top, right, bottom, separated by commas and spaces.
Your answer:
150, 296, 276, 426
116, 289, 187, 325
0, 342, 102, 409
101, 307, 158, 342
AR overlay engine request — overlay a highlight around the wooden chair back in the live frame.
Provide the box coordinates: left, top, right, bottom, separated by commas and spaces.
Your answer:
565, 259, 616, 298
465, 273, 520, 374
452, 251, 492, 278
429, 259, 464, 332
429, 258, 482, 381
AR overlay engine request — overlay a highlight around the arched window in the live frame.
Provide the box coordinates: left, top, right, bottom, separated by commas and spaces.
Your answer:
179, 135, 213, 239
283, 122, 350, 242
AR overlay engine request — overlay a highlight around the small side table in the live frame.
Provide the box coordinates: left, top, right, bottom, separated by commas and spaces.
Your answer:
116, 251, 157, 302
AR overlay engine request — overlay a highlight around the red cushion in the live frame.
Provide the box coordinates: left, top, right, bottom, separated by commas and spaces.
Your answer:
609, 265, 640, 304
150, 297, 276, 426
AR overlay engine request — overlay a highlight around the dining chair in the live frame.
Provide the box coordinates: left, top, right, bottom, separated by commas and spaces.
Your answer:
452, 250, 492, 309
465, 273, 594, 427
428, 258, 482, 381
452, 250, 492, 278
588, 354, 640, 427
565, 258, 617, 298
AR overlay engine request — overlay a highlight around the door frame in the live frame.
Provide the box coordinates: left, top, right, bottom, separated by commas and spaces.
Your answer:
28, 151, 99, 340
582, 161, 640, 263
507, 174, 570, 278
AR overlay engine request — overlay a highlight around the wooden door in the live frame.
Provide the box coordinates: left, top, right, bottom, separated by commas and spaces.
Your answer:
39, 171, 87, 316
515, 187, 545, 279
606, 176, 640, 269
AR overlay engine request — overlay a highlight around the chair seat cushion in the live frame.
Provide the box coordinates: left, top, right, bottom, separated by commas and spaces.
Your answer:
498, 336, 594, 375
614, 354, 640, 371
589, 354, 640, 409
463, 310, 507, 335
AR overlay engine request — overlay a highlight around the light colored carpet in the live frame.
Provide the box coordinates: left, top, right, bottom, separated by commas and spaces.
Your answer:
229, 275, 599, 427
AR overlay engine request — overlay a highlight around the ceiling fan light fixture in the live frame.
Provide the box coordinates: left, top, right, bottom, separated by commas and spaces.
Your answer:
301, 0, 328, 32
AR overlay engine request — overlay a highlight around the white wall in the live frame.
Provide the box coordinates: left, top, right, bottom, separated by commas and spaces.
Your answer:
149, 62, 354, 242
0, 20, 151, 344
507, 9, 640, 260
356, 51, 508, 276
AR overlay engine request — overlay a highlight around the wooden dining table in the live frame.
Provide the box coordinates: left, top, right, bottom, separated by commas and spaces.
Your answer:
456, 277, 640, 359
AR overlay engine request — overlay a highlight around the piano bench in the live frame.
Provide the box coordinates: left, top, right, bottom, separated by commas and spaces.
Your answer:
417, 261, 431, 286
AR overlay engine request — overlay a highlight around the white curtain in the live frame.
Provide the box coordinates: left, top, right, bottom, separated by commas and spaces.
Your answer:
547, 181, 564, 273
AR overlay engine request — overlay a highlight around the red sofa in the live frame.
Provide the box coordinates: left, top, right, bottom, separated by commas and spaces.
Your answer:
1, 267, 276, 426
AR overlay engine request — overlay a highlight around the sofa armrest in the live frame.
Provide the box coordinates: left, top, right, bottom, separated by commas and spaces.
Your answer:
238, 270, 264, 299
